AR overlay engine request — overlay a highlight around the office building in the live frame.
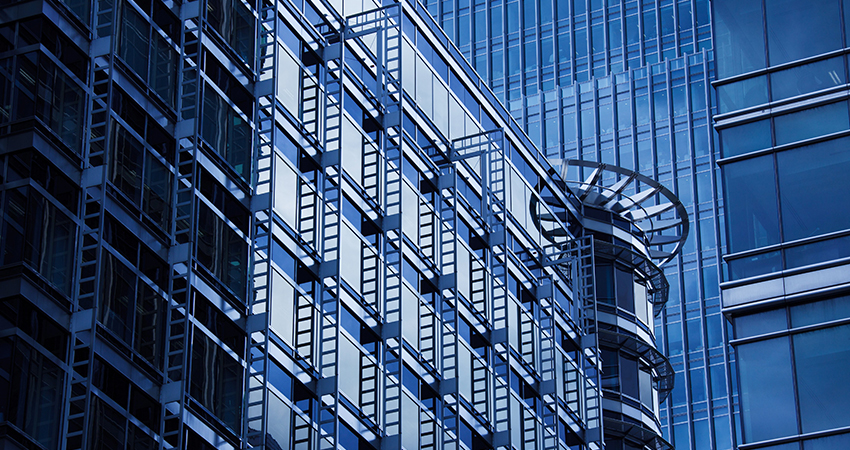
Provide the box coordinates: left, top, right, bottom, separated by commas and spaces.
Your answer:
713, 0, 850, 449
0, 0, 687, 449
424, 1, 729, 450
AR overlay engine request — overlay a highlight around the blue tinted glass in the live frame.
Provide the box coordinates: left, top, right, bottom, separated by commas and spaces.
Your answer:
717, 76, 768, 114
734, 308, 787, 338
723, 156, 780, 253
667, 323, 683, 356
785, 236, 850, 270
714, 0, 766, 78
738, 337, 798, 443
728, 251, 782, 280
774, 102, 850, 145
689, 368, 707, 402
720, 119, 771, 158
804, 433, 850, 450
771, 57, 845, 102
794, 325, 850, 432
790, 295, 850, 327
766, 0, 842, 66
777, 137, 850, 240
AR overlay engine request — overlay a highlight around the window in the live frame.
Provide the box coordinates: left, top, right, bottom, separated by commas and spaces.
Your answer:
190, 331, 243, 432
765, 0, 841, 66
118, 2, 178, 107
206, 0, 255, 65
777, 137, 850, 241
109, 122, 173, 231
196, 201, 248, 299
0, 52, 85, 153
0, 186, 75, 295
201, 85, 252, 180
723, 155, 780, 253
713, 0, 765, 78
0, 336, 64, 448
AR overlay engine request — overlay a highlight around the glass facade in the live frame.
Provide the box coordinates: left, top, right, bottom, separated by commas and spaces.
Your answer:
0, 1, 686, 450
714, 0, 850, 449
424, 1, 730, 450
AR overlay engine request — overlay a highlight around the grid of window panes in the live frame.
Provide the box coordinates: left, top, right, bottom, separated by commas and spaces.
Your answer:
419, 0, 712, 103
0, 6, 85, 449
715, 0, 850, 281
409, 1, 737, 450
729, 294, 850, 448
0, 0, 622, 449
266, 2, 608, 448
713, 1, 850, 448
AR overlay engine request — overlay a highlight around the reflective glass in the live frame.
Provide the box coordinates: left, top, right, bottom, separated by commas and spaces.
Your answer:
717, 76, 768, 113
774, 101, 849, 146
804, 433, 850, 450
720, 119, 771, 158
620, 354, 639, 398
738, 337, 798, 442
766, 0, 841, 66
777, 137, 850, 241
790, 295, 850, 328
771, 57, 845, 102
119, 6, 149, 77
723, 156, 780, 253
690, 368, 706, 402
267, 394, 292, 449
785, 236, 850, 270
735, 308, 787, 338
793, 325, 850, 433
714, 0, 765, 78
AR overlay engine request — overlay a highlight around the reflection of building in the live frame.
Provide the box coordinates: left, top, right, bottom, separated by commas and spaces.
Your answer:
0, 0, 686, 449
713, 0, 850, 448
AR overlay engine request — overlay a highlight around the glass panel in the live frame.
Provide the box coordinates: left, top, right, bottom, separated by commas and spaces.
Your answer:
728, 251, 782, 280
201, 87, 252, 179
790, 295, 850, 327
717, 76, 768, 113
777, 137, 850, 240
723, 156, 780, 253
771, 57, 845, 102
615, 267, 634, 313
735, 308, 787, 338
720, 119, 771, 158
277, 49, 301, 116
338, 336, 361, 403
267, 393, 292, 449
110, 124, 144, 204
596, 263, 615, 305
737, 337, 798, 443
119, 5, 149, 80
190, 333, 243, 432
601, 348, 619, 390
196, 203, 247, 298
150, 33, 177, 107
620, 354, 638, 398
135, 285, 162, 369
785, 236, 850, 270
766, 0, 842, 66
714, 0, 765, 78
804, 433, 850, 450
775, 101, 849, 146
143, 153, 172, 230
793, 325, 850, 433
